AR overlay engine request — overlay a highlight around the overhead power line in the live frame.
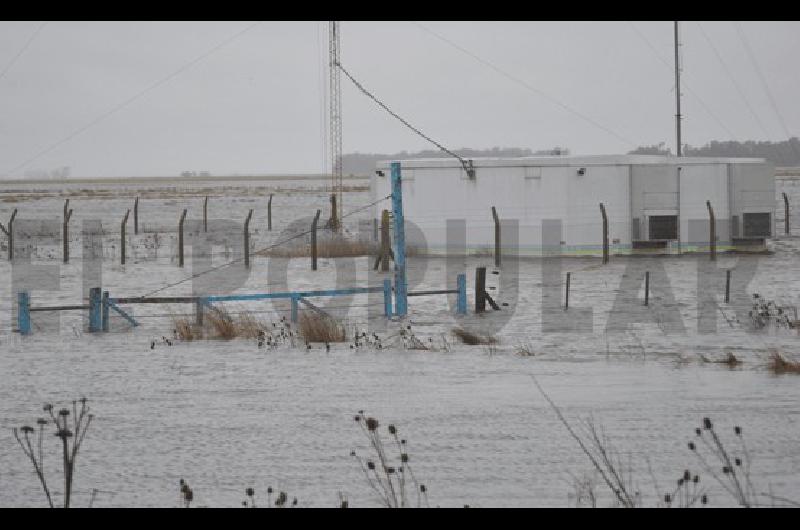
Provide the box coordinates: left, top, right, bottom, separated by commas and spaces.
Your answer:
695, 22, 773, 140
627, 21, 737, 142
412, 21, 638, 148
3, 21, 262, 177
0, 21, 48, 84
336, 60, 475, 177
734, 22, 795, 142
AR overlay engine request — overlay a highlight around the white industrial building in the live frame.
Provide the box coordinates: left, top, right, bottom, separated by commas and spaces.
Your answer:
371, 155, 775, 257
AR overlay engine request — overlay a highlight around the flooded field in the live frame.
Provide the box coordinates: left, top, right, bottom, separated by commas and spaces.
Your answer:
0, 176, 798, 507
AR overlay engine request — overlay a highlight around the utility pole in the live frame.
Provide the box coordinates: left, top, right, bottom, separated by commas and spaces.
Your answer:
329, 21, 343, 229
674, 21, 682, 157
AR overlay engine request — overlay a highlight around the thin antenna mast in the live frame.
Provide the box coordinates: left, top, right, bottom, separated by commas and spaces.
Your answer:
674, 21, 682, 157
329, 21, 343, 228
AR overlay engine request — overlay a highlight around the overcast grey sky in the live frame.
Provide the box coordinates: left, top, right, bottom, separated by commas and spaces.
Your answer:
1, 20, 798, 177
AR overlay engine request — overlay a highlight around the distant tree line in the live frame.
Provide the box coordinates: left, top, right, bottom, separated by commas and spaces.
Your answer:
341, 146, 569, 175
628, 138, 800, 167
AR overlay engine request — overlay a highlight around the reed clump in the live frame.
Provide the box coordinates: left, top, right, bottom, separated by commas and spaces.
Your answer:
767, 351, 800, 375
173, 309, 270, 341
205, 307, 238, 339
451, 326, 498, 346
299, 312, 346, 343
236, 311, 270, 339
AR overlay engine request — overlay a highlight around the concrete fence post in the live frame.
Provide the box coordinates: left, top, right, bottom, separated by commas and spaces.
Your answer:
706, 200, 716, 261
492, 206, 501, 268
121, 209, 130, 265
599, 202, 609, 264
0, 209, 18, 261
63, 199, 73, 264
244, 209, 254, 269
203, 196, 208, 233
311, 209, 321, 271
268, 194, 273, 231
134, 197, 139, 235
784, 192, 790, 235
178, 209, 187, 268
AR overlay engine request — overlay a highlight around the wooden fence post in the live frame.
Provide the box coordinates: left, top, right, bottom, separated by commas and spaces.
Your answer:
644, 271, 650, 306
311, 209, 321, 271
134, 197, 139, 235
244, 209, 253, 269
565, 272, 571, 310
102, 291, 110, 332
63, 199, 73, 264
88, 287, 102, 332
475, 266, 487, 313
784, 192, 790, 235
725, 269, 731, 304
268, 194, 273, 231
195, 299, 205, 327
457, 273, 467, 315
121, 209, 130, 265
706, 200, 716, 261
17, 292, 31, 335
491, 206, 501, 267
0, 209, 18, 261
599, 202, 609, 264
178, 209, 187, 268
374, 209, 392, 272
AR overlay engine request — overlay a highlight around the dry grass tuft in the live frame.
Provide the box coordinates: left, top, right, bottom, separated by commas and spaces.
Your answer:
299, 312, 346, 343
452, 326, 498, 346
173, 317, 197, 341
767, 351, 800, 375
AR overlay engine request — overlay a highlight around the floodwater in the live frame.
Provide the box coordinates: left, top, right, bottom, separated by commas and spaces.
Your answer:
0, 177, 798, 507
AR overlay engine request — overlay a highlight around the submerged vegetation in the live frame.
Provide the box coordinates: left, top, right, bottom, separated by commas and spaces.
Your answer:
532, 375, 799, 508
451, 326, 498, 346
350, 411, 429, 508
13, 398, 94, 508
767, 350, 800, 375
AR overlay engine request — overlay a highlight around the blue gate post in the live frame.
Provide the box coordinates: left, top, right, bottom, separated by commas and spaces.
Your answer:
390, 162, 407, 316
383, 278, 393, 317
291, 294, 299, 324
88, 287, 102, 332
102, 291, 110, 332
17, 292, 31, 335
456, 273, 467, 315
